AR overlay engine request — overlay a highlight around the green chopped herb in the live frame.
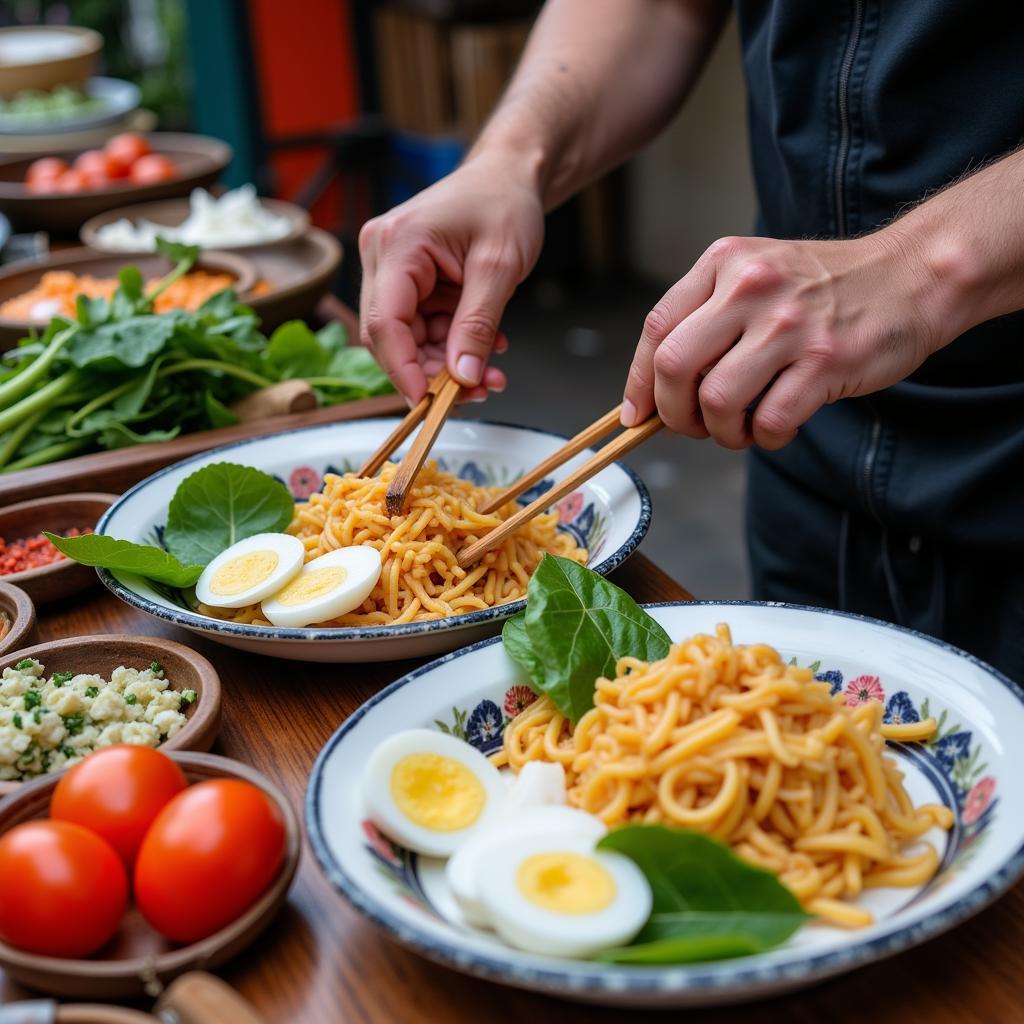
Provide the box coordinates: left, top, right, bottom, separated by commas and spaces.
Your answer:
22, 689, 41, 710
32, 708, 42, 724
62, 713, 85, 735
150, 660, 164, 676
12, 713, 22, 729
84, 686, 99, 698
180, 689, 197, 705
60, 744, 75, 758
125, 693, 138, 706
14, 658, 35, 671
52, 671, 73, 685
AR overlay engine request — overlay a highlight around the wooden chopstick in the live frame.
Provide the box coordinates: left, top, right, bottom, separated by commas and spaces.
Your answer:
477, 404, 625, 515
358, 370, 452, 479
458, 412, 663, 568
385, 371, 462, 514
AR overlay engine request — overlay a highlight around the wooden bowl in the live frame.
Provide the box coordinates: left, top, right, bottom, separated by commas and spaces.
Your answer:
0, 26, 101, 100
0, 250, 256, 349
0, 580, 36, 657
0, 133, 232, 235
0, 752, 300, 999
0, 492, 117, 602
0, 633, 222, 797
80, 194, 311, 253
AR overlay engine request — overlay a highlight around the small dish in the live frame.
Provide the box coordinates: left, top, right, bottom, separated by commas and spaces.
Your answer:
0, 751, 299, 998
0, 26, 101, 100
0, 579, 36, 656
0, 632, 222, 797
0, 492, 118, 603
0, 76, 141, 136
80, 194, 311, 253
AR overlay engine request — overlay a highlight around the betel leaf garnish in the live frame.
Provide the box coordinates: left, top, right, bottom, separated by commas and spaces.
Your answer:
595, 826, 809, 963
45, 533, 203, 587
502, 554, 670, 724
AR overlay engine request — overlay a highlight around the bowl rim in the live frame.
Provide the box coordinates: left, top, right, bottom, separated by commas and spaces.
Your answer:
0, 25, 103, 66
94, 416, 652, 642
305, 598, 1024, 999
0, 751, 299, 982
0, 580, 35, 657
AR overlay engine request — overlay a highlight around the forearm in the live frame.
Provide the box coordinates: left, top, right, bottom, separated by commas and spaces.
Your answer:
468, 0, 729, 210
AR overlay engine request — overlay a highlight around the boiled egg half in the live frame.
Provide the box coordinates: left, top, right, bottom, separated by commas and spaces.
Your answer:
195, 533, 305, 609
260, 545, 382, 627
480, 833, 652, 958
363, 729, 507, 857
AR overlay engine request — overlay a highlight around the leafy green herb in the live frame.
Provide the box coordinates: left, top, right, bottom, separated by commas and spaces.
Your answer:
14, 658, 35, 671
150, 661, 164, 676
84, 686, 99, 698
22, 690, 40, 710
595, 827, 808, 963
60, 745, 75, 758
125, 694, 138, 706
32, 708, 43, 724
51, 671, 73, 686
12, 713, 22, 729
180, 689, 197, 705
62, 713, 85, 735
44, 533, 203, 587
503, 555, 671, 723
164, 462, 294, 566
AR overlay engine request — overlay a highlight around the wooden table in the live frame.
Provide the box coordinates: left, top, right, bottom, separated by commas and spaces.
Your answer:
2, 554, 1019, 1024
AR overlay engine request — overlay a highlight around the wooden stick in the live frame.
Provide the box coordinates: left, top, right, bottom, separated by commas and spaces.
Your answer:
477, 403, 624, 515
385, 372, 462, 514
458, 413, 663, 567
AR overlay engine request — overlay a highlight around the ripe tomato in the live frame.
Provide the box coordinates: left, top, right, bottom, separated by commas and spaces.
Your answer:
74, 149, 123, 186
25, 157, 68, 186
0, 820, 127, 957
129, 153, 176, 185
51, 745, 187, 866
104, 132, 151, 172
54, 169, 90, 193
135, 779, 287, 943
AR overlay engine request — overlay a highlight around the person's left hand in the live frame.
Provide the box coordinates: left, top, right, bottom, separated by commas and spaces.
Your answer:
620, 229, 957, 449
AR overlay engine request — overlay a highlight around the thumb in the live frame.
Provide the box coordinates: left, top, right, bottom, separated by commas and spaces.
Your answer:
447, 251, 518, 388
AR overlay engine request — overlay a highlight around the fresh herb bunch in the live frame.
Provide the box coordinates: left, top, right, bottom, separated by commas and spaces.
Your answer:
0, 239, 392, 473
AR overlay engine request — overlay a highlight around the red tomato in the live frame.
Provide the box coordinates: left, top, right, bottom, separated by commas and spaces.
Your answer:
134, 779, 287, 943
54, 169, 90, 193
25, 157, 68, 186
51, 745, 187, 867
104, 132, 151, 172
74, 149, 124, 185
0, 820, 127, 957
129, 153, 176, 185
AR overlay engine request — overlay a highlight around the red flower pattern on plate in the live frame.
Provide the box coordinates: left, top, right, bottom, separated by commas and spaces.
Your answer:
844, 674, 885, 706
963, 776, 996, 825
290, 465, 322, 499
557, 492, 584, 524
362, 820, 400, 865
504, 685, 536, 717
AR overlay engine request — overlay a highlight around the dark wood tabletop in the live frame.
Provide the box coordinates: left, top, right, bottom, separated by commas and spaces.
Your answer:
0, 553, 1018, 1024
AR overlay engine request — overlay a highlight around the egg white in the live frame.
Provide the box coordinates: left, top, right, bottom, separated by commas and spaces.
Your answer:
446, 805, 607, 928
362, 729, 507, 857
260, 545, 382, 628
195, 533, 305, 609
507, 761, 568, 809
479, 833, 652, 958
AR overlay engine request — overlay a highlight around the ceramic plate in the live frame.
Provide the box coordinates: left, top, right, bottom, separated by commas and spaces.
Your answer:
97, 418, 650, 663
0, 76, 140, 134
306, 602, 1024, 1008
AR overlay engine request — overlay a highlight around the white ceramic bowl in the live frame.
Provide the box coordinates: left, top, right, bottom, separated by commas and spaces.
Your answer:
97, 418, 651, 663
306, 602, 1024, 1007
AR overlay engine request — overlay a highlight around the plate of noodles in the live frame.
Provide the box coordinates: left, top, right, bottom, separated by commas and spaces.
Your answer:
306, 601, 1024, 1007
95, 418, 650, 662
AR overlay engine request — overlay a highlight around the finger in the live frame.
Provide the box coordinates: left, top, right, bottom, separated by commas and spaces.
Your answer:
357, 220, 381, 350
749, 364, 831, 450
493, 332, 510, 355
447, 249, 518, 387
622, 248, 719, 427
425, 314, 453, 345
483, 365, 506, 391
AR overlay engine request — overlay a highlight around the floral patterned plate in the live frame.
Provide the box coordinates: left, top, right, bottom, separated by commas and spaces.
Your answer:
95, 418, 650, 662
306, 602, 1024, 1008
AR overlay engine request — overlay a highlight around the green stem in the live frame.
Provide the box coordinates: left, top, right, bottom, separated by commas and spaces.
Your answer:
157, 359, 274, 390
0, 324, 75, 410
146, 255, 196, 305
64, 378, 139, 436
0, 371, 77, 435
0, 409, 45, 469
1, 437, 89, 473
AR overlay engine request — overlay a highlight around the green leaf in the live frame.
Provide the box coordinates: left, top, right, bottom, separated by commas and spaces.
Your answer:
112, 266, 146, 319
97, 422, 181, 449
321, 347, 392, 396
75, 293, 110, 327
197, 288, 239, 321
164, 462, 295, 566
502, 612, 543, 684
595, 826, 809, 964
67, 315, 177, 370
154, 237, 201, 268
512, 555, 671, 723
44, 533, 203, 587
266, 320, 329, 378
316, 320, 348, 354
203, 390, 240, 428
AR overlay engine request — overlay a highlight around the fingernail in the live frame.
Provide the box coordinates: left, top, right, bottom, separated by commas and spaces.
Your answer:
471, 394, 488, 403
621, 399, 637, 426
456, 354, 483, 386
489, 380, 506, 394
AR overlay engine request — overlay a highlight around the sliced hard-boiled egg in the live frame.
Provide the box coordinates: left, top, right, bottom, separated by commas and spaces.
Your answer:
195, 533, 305, 609
507, 761, 568, 809
362, 729, 507, 857
260, 545, 382, 628
479, 833, 651, 958
446, 804, 606, 928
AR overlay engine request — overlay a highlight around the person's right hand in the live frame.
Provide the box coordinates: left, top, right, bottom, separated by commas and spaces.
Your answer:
359, 153, 545, 403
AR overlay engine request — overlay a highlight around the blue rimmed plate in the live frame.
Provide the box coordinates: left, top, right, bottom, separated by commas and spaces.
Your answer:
306, 602, 1024, 1007
96, 418, 651, 663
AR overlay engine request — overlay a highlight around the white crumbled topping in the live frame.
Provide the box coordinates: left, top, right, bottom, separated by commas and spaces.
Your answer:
0, 659, 191, 781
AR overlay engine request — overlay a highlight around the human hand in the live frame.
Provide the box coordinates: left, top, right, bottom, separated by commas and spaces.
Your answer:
358, 153, 545, 403
621, 230, 954, 448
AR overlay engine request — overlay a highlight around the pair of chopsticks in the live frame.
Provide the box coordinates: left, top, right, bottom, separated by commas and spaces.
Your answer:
359, 370, 662, 567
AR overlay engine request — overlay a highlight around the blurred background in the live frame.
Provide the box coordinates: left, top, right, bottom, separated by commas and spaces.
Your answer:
1, 0, 757, 597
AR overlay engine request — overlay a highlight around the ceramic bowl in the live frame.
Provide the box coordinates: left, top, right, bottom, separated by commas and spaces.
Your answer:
0, 26, 101, 100
96, 418, 652, 663
0, 633, 222, 797
0, 752, 300, 998
0, 580, 35, 656
0, 492, 118, 604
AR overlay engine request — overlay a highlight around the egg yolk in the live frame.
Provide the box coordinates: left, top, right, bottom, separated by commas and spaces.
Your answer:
209, 550, 279, 596
273, 565, 348, 607
391, 753, 486, 832
516, 852, 616, 914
